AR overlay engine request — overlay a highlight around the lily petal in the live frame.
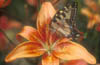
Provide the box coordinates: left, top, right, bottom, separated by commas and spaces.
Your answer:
36, 2, 56, 42
53, 41, 96, 64
37, 2, 56, 28
17, 26, 42, 42
49, 32, 59, 45
57, 38, 69, 44
62, 59, 88, 65
37, 2, 56, 38
5, 41, 45, 62
42, 53, 59, 65
52, 38, 69, 47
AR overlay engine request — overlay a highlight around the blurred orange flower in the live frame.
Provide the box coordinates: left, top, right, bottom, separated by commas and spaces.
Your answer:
0, 16, 21, 30
84, 0, 98, 12
81, 0, 100, 29
81, 8, 100, 29
5, 2, 96, 65
96, 24, 100, 32
0, 0, 11, 8
0, 32, 7, 50
0, 16, 8, 29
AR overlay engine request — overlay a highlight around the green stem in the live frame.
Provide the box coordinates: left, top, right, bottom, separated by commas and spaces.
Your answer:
0, 29, 15, 45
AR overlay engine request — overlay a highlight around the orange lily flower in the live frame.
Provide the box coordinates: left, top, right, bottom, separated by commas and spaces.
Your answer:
84, 0, 98, 12
81, 8, 100, 29
0, 0, 11, 8
5, 2, 96, 65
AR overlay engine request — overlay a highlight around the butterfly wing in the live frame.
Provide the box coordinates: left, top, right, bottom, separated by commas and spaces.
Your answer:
51, 2, 80, 40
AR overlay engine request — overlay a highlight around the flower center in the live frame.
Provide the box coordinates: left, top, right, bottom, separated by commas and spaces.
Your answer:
43, 39, 59, 55
44, 42, 53, 55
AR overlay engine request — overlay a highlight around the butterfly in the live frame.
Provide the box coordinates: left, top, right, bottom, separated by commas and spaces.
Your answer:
50, 2, 81, 40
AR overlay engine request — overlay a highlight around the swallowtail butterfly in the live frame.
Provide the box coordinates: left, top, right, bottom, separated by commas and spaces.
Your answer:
50, 2, 81, 40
